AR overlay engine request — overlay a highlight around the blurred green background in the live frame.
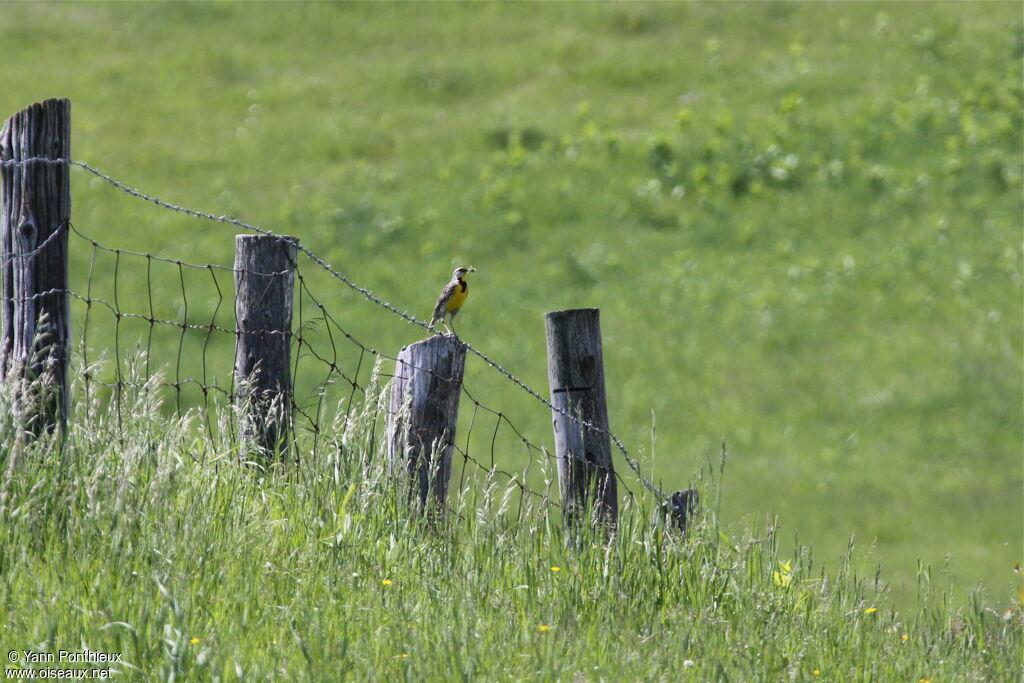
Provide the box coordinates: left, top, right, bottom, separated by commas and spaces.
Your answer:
2, 2, 1021, 606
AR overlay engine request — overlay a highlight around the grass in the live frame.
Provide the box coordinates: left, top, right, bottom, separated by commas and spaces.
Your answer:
1, 372, 1021, 680
0, 0, 1021, 656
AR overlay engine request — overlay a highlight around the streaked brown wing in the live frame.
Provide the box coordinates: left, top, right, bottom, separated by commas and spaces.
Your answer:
431, 279, 458, 322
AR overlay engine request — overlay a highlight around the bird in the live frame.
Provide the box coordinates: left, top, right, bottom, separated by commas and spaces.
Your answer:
429, 266, 475, 336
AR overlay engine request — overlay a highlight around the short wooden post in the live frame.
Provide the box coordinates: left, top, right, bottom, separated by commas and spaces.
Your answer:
544, 308, 617, 528
233, 234, 297, 459
659, 489, 699, 536
0, 98, 72, 435
387, 335, 466, 512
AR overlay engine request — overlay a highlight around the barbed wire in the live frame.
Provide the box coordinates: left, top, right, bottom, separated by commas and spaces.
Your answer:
0, 156, 68, 167
53, 224, 561, 503
2, 155, 667, 501
0, 216, 67, 272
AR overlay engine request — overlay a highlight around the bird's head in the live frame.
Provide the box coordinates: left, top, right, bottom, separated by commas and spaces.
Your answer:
453, 266, 476, 280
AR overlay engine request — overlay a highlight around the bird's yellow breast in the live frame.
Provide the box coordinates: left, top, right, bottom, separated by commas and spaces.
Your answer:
446, 279, 469, 312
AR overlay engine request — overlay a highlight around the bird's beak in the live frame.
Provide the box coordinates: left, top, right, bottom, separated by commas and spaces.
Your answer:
468, 266, 476, 272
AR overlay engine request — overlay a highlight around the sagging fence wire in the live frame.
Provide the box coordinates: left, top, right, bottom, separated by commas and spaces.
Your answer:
63, 223, 574, 508
2, 155, 664, 504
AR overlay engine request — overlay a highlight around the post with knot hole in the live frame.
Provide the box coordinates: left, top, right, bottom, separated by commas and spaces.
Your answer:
387, 335, 466, 515
233, 234, 298, 461
544, 308, 618, 530
1, 98, 72, 437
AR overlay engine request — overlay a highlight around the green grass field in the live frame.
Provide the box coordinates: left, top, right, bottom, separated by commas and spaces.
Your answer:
2, 1, 1022, 677
1, 378, 1021, 680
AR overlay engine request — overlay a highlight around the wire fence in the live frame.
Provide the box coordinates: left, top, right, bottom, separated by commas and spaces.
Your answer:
2, 156, 666, 508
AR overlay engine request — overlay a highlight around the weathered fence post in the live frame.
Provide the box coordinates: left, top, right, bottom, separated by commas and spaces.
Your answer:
544, 308, 618, 528
233, 234, 297, 459
387, 335, 466, 513
0, 98, 72, 435
659, 488, 699, 536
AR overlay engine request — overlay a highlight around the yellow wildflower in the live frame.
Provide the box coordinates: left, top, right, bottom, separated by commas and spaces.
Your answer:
772, 560, 793, 588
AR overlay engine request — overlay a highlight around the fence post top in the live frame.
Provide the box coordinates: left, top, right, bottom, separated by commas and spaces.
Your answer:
6, 97, 70, 120
403, 334, 465, 354
25, 97, 70, 108
544, 307, 600, 320
235, 234, 299, 244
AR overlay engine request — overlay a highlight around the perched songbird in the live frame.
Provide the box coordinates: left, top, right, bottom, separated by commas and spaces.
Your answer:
429, 266, 476, 336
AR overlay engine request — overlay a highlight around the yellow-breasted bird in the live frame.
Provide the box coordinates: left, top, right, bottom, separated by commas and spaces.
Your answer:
429, 266, 475, 336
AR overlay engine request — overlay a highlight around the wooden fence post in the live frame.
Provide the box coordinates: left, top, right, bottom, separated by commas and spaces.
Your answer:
544, 308, 617, 528
233, 234, 297, 459
660, 488, 699, 536
0, 98, 72, 435
387, 335, 466, 513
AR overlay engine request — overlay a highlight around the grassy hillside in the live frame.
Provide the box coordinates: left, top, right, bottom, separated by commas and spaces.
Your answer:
1, 381, 1021, 680
1, 0, 1021, 614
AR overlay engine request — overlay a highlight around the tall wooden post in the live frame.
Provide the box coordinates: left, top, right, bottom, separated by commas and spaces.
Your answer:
544, 308, 617, 528
387, 335, 466, 513
233, 234, 297, 459
0, 98, 72, 435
